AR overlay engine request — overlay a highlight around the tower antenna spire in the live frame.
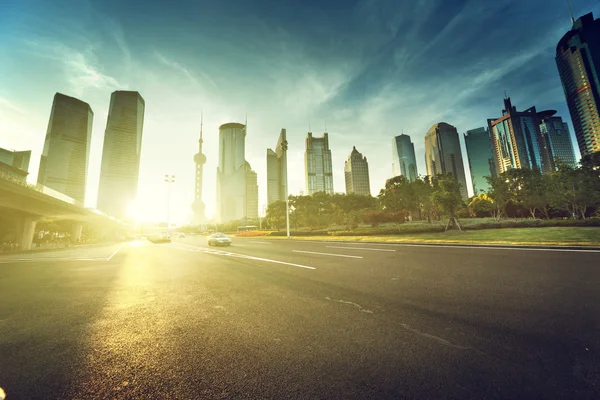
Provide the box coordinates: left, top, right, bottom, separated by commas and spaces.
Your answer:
324, 119, 327, 133
200, 111, 203, 142
308, 118, 311, 133
566, 0, 575, 24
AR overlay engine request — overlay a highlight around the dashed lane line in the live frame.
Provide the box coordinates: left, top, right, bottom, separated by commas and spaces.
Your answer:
292, 250, 363, 259
326, 246, 396, 252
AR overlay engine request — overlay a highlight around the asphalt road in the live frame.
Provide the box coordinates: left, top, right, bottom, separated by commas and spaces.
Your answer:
1, 237, 599, 399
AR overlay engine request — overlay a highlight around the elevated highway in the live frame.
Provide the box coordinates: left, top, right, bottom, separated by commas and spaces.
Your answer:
0, 172, 125, 249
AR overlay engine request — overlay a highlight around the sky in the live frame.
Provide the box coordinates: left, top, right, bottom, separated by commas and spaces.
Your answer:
1, 0, 599, 225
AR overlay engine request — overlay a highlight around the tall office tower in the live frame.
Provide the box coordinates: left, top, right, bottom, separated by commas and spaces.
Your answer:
0, 147, 31, 183
216, 122, 258, 223
192, 117, 207, 225
305, 132, 333, 195
245, 164, 259, 219
538, 111, 577, 169
97, 91, 145, 220
392, 134, 418, 181
487, 97, 553, 175
344, 146, 371, 196
425, 122, 469, 199
556, 12, 600, 156
266, 129, 288, 205
37, 93, 93, 203
464, 127, 495, 194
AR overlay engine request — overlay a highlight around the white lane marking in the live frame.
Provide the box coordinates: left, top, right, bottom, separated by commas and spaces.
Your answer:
280, 239, 600, 253
161, 242, 315, 270
399, 323, 476, 351
205, 249, 316, 270
292, 250, 363, 259
106, 245, 123, 261
325, 297, 373, 313
326, 246, 396, 252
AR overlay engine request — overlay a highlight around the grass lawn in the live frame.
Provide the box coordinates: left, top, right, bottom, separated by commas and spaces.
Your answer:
261, 227, 600, 246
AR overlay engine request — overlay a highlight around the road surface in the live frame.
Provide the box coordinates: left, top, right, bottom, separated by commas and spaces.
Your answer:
1, 237, 599, 399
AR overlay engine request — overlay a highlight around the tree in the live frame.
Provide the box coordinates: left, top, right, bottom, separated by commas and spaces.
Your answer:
548, 165, 600, 219
432, 174, 464, 231
265, 201, 287, 230
486, 175, 511, 220
468, 193, 495, 218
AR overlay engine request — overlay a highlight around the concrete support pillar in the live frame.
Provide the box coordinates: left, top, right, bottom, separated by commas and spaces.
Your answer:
16, 216, 37, 251
71, 222, 83, 243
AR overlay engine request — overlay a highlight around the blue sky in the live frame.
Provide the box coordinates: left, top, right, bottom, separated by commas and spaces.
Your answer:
1, 0, 599, 223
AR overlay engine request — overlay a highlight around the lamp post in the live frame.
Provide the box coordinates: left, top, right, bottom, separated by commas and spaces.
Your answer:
165, 174, 175, 232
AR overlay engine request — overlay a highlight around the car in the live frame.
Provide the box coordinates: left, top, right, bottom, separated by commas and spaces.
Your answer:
207, 232, 232, 246
147, 234, 171, 244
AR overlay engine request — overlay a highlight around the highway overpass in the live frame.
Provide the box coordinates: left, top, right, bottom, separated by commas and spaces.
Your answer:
0, 172, 125, 250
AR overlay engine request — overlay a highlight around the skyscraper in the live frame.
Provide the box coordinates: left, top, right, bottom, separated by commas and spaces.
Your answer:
464, 127, 495, 194
556, 12, 600, 156
344, 146, 371, 196
192, 116, 207, 225
0, 147, 31, 183
305, 132, 333, 195
37, 93, 93, 203
97, 91, 145, 220
392, 134, 418, 181
538, 112, 577, 169
266, 129, 288, 205
425, 122, 468, 199
216, 122, 258, 223
487, 97, 552, 175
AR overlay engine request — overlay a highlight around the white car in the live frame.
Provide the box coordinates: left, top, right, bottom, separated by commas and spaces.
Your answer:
207, 233, 232, 246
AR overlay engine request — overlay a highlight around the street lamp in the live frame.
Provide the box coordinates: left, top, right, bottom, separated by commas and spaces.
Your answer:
165, 174, 175, 232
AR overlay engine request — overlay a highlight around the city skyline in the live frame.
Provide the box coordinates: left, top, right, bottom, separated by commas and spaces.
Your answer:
2, 0, 599, 224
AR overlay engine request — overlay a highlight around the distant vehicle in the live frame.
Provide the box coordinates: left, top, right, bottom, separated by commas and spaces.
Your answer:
177, 233, 186, 238
148, 234, 171, 244
207, 232, 232, 246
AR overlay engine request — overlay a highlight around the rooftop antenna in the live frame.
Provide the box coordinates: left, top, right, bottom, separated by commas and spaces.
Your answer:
308, 118, 311, 133
566, 0, 575, 24
200, 111, 203, 142
504, 90, 508, 99
324, 119, 327, 133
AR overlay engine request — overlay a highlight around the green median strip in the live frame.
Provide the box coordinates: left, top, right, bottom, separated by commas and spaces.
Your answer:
260, 227, 600, 247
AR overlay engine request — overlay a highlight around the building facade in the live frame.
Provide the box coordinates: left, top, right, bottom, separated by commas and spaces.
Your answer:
538, 112, 577, 169
266, 129, 288, 205
216, 122, 258, 223
487, 97, 553, 175
556, 12, 600, 156
0, 147, 31, 183
37, 93, 93, 203
97, 91, 145, 220
464, 127, 495, 194
392, 134, 418, 181
344, 146, 371, 196
425, 122, 469, 199
305, 132, 333, 195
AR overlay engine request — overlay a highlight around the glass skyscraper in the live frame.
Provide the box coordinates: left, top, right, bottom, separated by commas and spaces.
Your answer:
37, 93, 93, 204
305, 132, 333, 195
556, 12, 600, 157
266, 129, 288, 205
97, 91, 145, 220
464, 127, 495, 194
344, 146, 371, 196
392, 134, 418, 181
216, 123, 258, 223
487, 97, 553, 175
538, 112, 577, 169
425, 122, 468, 199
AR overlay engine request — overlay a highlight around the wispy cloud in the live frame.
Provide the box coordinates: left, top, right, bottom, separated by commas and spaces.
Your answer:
23, 38, 125, 96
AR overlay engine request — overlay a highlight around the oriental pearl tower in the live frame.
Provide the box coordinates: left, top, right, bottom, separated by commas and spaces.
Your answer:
192, 115, 206, 226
